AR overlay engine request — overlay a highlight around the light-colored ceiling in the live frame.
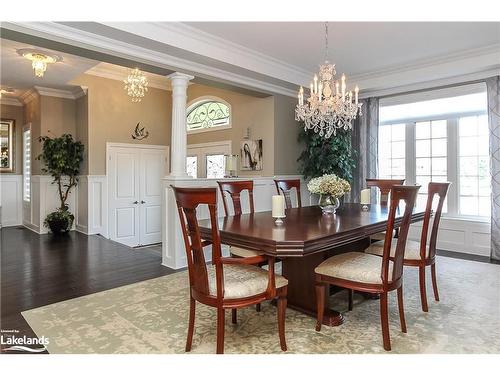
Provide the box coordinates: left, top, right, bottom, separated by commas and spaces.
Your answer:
0, 38, 99, 97
184, 22, 500, 76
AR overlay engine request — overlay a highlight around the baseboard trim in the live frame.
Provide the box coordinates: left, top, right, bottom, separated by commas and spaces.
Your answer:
437, 249, 499, 265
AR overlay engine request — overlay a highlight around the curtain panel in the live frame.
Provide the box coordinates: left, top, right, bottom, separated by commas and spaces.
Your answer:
350, 97, 379, 203
486, 76, 500, 261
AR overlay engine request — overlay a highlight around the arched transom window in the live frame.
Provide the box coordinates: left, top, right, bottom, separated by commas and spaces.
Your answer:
186, 98, 231, 133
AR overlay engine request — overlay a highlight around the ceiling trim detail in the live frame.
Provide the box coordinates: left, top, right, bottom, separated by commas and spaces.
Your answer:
2, 22, 298, 97
0, 97, 23, 106
3, 22, 499, 100
101, 22, 312, 86
85, 64, 172, 91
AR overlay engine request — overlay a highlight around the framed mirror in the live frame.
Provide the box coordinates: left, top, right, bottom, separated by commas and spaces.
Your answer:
1, 119, 15, 172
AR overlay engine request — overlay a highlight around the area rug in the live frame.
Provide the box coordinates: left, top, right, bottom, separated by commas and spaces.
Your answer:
22, 256, 500, 354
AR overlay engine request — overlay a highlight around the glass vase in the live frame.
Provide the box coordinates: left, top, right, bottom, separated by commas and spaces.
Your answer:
318, 194, 340, 215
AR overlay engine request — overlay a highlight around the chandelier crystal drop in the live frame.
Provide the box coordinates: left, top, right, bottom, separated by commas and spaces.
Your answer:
295, 22, 362, 138
124, 68, 149, 103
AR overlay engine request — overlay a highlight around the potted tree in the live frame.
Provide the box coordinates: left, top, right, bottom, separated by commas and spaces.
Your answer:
37, 134, 84, 234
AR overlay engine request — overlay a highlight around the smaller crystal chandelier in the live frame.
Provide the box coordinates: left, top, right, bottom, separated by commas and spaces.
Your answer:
295, 23, 362, 138
18, 49, 61, 78
124, 68, 149, 103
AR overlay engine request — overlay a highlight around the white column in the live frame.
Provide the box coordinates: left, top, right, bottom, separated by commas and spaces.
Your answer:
167, 72, 194, 177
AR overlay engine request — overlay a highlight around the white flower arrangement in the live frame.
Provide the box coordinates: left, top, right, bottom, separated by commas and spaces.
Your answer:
307, 174, 351, 198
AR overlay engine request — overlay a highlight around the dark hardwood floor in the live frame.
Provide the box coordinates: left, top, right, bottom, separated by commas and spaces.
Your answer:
1, 226, 176, 353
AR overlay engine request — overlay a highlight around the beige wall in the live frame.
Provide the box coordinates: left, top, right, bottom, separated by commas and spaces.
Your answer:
40, 96, 76, 138
273, 94, 303, 175
187, 84, 275, 177
75, 95, 89, 176
1, 104, 24, 175
72, 74, 172, 175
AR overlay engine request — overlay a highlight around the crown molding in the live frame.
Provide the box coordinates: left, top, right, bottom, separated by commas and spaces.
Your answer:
85, 64, 171, 91
0, 97, 23, 106
3, 22, 497, 100
2, 22, 297, 98
103, 22, 311, 86
33, 86, 86, 100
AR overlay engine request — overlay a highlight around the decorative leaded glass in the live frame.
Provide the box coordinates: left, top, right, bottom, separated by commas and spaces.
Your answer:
187, 100, 230, 131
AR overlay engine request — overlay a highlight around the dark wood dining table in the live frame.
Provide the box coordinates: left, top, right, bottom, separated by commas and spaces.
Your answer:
198, 203, 425, 326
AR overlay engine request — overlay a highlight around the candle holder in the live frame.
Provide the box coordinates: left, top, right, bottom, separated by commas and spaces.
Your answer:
274, 216, 285, 226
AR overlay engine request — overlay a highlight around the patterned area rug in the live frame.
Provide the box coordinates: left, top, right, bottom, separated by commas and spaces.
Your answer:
22, 256, 500, 354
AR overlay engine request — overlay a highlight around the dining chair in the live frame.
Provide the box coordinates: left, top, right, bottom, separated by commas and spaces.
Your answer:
315, 185, 419, 351
366, 178, 406, 241
172, 186, 288, 354
217, 180, 267, 312
365, 182, 450, 312
274, 178, 302, 209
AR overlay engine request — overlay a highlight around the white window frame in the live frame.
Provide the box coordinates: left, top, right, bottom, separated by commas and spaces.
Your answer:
22, 124, 31, 202
379, 110, 489, 221
187, 140, 232, 179
186, 96, 232, 135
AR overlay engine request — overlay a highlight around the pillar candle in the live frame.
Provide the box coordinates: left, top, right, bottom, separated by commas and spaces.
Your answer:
360, 189, 371, 205
272, 195, 285, 218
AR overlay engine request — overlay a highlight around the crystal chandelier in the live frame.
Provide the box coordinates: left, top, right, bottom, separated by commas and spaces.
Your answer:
295, 23, 362, 138
124, 68, 149, 102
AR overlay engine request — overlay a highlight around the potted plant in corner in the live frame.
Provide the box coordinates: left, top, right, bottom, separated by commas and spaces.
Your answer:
37, 134, 84, 235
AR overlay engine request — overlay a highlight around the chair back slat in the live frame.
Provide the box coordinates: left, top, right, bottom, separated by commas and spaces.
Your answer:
380, 185, 419, 284
172, 186, 223, 297
420, 182, 450, 259
366, 178, 405, 205
274, 179, 302, 209
217, 180, 254, 216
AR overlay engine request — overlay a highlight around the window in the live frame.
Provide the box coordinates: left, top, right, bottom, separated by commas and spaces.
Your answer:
378, 84, 489, 218
186, 141, 231, 178
186, 156, 198, 179
206, 154, 225, 179
186, 98, 231, 133
23, 127, 31, 201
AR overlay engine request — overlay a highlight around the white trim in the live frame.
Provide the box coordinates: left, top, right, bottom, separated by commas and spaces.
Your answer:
379, 82, 487, 107
85, 63, 172, 91
187, 140, 232, 150
103, 22, 311, 86
105, 142, 169, 151
2, 22, 298, 98
0, 97, 23, 106
34, 86, 85, 100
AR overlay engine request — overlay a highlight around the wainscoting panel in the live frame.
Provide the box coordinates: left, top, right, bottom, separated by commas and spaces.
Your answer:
0, 174, 23, 227
162, 175, 309, 269
75, 175, 107, 236
408, 217, 491, 257
23, 175, 77, 234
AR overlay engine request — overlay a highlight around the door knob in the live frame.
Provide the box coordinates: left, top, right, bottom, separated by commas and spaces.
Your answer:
141, 200, 146, 204
133, 201, 138, 204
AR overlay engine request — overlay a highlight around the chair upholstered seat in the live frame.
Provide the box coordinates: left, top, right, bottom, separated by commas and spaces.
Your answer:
365, 239, 429, 260
229, 246, 265, 258
207, 263, 288, 299
315, 252, 393, 284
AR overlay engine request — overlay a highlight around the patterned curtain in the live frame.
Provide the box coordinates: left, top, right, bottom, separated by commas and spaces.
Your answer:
350, 97, 379, 202
486, 76, 500, 261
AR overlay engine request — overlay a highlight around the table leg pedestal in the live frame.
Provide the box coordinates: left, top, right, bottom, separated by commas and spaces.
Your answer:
281, 238, 369, 327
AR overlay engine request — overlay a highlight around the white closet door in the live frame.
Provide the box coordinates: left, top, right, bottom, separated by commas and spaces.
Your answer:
139, 148, 165, 245
108, 147, 140, 246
